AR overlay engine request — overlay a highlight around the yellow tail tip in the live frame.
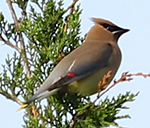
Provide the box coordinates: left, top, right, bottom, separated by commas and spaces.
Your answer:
17, 104, 28, 112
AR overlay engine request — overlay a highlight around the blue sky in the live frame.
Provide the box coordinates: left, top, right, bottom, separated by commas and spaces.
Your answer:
0, 0, 150, 128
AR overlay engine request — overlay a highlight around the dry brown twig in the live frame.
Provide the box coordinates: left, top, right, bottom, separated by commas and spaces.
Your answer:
64, 0, 79, 14
0, 36, 21, 52
95, 71, 150, 103
127, 72, 150, 78
98, 71, 112, 92
6, 0, 19, 28
31, 106, 39, 118
11, 94, 23, 106
93, 71, 112, 103
59, 0, 79, 61
64, 0, 79, 33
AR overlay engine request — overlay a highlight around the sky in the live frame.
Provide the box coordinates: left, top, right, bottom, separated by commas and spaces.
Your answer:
0, 0, 150, 128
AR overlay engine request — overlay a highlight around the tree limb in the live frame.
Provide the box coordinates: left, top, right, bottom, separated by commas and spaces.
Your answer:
0, 36, 21, 52
64, 0, 79, 13
95, 72, 150, 103
6, 0, 31, 77
11, 94, 23, 106
6, 0, 19, 28
63, 0, 79, 32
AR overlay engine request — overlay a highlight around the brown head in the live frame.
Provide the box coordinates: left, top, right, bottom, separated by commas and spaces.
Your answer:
86, 18, 129, 42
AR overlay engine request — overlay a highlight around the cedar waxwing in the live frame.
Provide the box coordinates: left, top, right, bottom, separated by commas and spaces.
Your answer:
18, 18, 129, 110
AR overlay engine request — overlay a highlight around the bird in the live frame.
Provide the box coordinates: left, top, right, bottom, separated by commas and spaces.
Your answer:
18, 18, 129, 110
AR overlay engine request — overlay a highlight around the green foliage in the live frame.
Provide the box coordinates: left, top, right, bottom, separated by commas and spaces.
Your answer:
0, 0, 137, 128
73, 92, 138, 128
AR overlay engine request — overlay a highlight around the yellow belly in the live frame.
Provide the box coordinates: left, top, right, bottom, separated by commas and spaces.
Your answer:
67, 66, 117, 95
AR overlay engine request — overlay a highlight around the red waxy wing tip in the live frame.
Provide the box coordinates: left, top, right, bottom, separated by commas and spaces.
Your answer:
67, 72, 75, 77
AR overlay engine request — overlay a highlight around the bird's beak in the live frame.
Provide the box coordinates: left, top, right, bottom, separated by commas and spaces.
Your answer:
119, 28, 130, 34
113, 28, 129, 35
113, 28, 130, 40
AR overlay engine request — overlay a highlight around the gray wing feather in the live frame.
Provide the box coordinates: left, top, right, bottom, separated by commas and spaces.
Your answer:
68, 42, 112, 79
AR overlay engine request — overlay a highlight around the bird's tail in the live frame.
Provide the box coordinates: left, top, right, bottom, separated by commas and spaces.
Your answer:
17, 103, 29, 111
17, 88, 60, 111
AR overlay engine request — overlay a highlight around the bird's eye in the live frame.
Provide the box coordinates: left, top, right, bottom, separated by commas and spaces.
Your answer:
102, 24, 120, 33
106, 26, 110, 30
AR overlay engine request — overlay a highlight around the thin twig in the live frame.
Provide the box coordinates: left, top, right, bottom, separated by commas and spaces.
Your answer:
127, 72, 150, 78
97, 72, 132, 99
11, 94, 23, 106
6, 0, 31, 77
64, 0, 79, 13
95, 72, 150, 102
93, 71, 112, 103
6, 0, 19, 28
64, 0, 78, 32
70, 116, 78, 128
0, 36, 21, 52
19, 33, 31, 77
31, 106, 38, 118
58, 0, 79, 62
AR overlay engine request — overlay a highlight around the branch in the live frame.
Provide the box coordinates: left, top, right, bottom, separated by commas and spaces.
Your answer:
19, 33, 31, 77
63, 0, 79, 33
95, 72, 150, 103
64, 0, 79, 13
0, 91, 23, 106
6, 0, 19, 28
70, 115, 78, 128
11, 94, 23, 106
31, 106, 38, 118
6, 0, 31, 77
58, 0, 79, 62
127, 72, 150, 78
0, 36, 21, 52
96, 72, 132, 101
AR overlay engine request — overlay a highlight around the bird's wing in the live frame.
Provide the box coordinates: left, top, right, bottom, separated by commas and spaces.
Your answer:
42, 41, 112, 90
